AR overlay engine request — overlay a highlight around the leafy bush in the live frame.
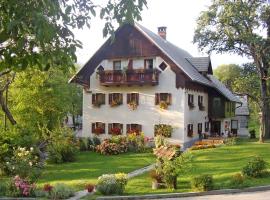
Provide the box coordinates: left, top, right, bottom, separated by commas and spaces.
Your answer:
92, 136, 101, 146
49, 183, 74, 199
5, 147, 42, 182
229, 173, 245, 188
242, 156, 267, 177
154, 124, 173, 137
127, 132, 146, 152
47, 127, 78, 164
96, 173, 127, 195
191, 174, 214, 191
0, 182, 7, 196
78, 138, 89, 151
225, 137, 238, 146
96, 137, 128, 155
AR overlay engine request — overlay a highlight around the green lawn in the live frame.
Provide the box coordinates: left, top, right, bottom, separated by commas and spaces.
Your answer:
37, 151, 155, 190
123, 139, 270, 195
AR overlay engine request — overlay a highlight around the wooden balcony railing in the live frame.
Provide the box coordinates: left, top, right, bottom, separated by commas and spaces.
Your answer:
98, 69, 160, 86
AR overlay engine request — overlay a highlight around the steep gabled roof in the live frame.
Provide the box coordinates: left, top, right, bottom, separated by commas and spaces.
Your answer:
135, 23, 213, 87
208, 75, 241, 103
185, 57, 213, 74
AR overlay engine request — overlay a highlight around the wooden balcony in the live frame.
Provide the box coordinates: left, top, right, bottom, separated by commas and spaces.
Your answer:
98, 69, 160, 86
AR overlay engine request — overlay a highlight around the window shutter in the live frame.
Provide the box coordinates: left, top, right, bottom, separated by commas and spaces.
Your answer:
92, 123, 95, 133
120, 124, 123, 134
109, 94, 112, 104
108, 123, 112, 134
138, 124, 142, 132
126, 124, 131, 133
92, 94, 96, 105
155, 93, 160, 105
136, 93, 139, 105
120, 94, 123, 104
127, 93, 131, 104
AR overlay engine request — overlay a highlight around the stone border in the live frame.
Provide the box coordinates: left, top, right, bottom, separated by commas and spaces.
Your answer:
97, 185, 270, 200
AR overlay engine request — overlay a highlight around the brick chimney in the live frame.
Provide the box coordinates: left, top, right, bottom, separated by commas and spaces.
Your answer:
158, 26, 167, 40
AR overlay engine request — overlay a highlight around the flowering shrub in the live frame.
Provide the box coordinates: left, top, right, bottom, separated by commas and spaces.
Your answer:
93, 127, 105, 135
110, 127, 122, 135
96, 137, 128, 155
85, 184, 95, 193
43, 183, 53, 192
6, 146, 41, 182
96, 173, 128, 195
154, 124, 173, 138
6, 176, 36, 197
127, 132, 146, 152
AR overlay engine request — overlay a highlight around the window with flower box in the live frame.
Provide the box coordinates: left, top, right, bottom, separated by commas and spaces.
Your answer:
188, 94, 194, 109
198, 123, 202, 134
155, 93, 172, 109
92, 122, 105, 135
126, 124, 142, 134
92, 93, 105, 107
198, 95, 205, 111
108, 123, 123, 135
205, 122, 209, 132
127, 93, 139, 110
187, 124, 193, 137
109, 93, 123, 107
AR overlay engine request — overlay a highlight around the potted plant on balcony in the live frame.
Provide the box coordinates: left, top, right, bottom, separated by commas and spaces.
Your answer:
159, 101, 168, 110
128, 101, 138, 110
110, 99, 121, 107
93, 127, 105, 135
110, 127, 122, 135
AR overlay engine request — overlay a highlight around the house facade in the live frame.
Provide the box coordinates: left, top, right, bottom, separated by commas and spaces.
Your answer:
70, 23, 241, 148
232, 95, 250, 137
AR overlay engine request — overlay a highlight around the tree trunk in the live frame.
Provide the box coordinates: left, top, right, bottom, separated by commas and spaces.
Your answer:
259, 77, 269, 142
0, 91, 16, 125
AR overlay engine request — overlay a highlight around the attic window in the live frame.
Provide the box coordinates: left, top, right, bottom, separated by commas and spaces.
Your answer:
97, 65, 104, 71
113, 60, 121, 70
159, 62, 167, 71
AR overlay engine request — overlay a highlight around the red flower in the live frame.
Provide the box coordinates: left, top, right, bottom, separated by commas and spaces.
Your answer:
111, 127, 121, 135
43, 183, 53, 192
85, 184, 95, 193
93, 127, 104, 134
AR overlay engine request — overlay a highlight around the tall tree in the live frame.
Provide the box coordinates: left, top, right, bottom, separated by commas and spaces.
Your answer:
214, 64, 242, 90
194, 0, 270, 141
0, 0, 147, 125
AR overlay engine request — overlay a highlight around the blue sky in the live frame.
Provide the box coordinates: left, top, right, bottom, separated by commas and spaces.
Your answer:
74, 0, 251, 69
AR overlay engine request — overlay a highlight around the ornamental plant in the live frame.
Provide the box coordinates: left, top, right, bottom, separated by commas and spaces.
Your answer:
154, 124, 173, 138
110, 127, 122, 135
7, 175, 36, 197
93, 127, 105, 135
127, 132, 145, 152
6, 146, 42, 182
85, 184, 95, 193
242, 156, 267, 178
96, 137, 128, 155
159, 101, 168, 109
128, 101, 138, 110
191, 174, 214, 191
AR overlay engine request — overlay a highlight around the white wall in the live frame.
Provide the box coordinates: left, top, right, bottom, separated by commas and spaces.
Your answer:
183, 89, 209, 143
82, 57, 186, 144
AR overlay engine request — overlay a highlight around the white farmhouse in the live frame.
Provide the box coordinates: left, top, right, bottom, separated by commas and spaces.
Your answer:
70, 23, 241, 148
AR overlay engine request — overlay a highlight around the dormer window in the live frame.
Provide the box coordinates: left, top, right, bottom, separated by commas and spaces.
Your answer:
113, 60, 121, 70
144, 59, 153, 70
188, 94, 194, 109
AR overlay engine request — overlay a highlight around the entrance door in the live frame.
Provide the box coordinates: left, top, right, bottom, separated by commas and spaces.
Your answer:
211, 121, 221, 136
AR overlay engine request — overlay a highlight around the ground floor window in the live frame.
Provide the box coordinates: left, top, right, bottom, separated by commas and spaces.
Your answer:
126, 124, 142, 134
187, 124, 193, 137
92, 122, 105, 135
205, 122, 209, 132
109, 93, 123, 107
108, 123, 123, 135
92, 93, 105, 107
198, 123, 202, 134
